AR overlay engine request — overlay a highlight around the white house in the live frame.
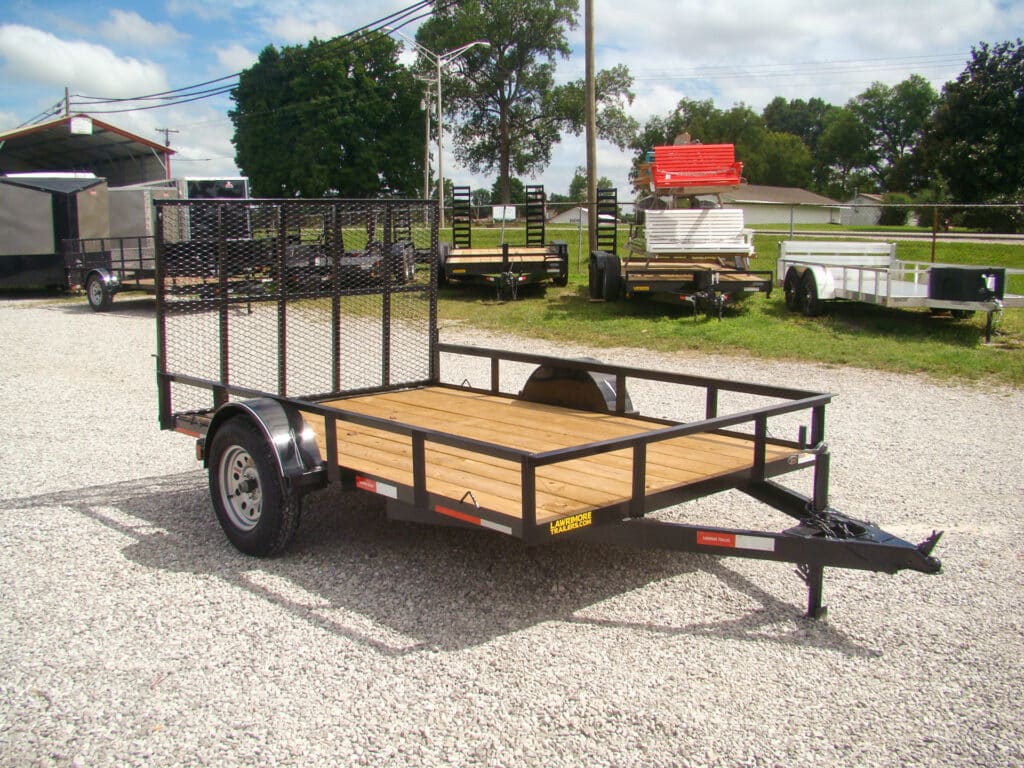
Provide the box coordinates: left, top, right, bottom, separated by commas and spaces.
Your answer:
702, 184, 842, 225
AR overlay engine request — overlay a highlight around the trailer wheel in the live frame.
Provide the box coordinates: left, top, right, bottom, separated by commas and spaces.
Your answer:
800, 272, 824, 317
588, 253, 605, 299
783, 268, 801, 312
208, 418, 301, 556
437, 242, 451, 285
601, 254, 621, 300
951, 309, 976, 319
86, 274, 112, 312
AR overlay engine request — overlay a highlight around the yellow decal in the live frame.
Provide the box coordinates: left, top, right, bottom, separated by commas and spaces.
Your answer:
549, 511, 592, 535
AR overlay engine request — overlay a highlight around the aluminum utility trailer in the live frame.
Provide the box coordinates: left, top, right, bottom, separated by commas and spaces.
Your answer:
156, 198, 941, 619
439, 185, 568, 299
778, 240, 1024, 341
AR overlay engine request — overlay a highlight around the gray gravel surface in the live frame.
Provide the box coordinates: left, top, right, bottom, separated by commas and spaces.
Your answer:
1, 295, 1023, 768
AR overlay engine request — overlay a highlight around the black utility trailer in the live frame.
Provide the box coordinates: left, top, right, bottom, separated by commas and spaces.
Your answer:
156, 198, 940, 618
439, 185, 568, 299
66, 199, 418, 310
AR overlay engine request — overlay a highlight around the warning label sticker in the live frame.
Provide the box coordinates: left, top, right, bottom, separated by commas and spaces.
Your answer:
697, 530, 775, 552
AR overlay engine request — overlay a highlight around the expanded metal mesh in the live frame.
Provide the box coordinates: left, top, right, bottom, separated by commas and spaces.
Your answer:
155, 199, 437, 417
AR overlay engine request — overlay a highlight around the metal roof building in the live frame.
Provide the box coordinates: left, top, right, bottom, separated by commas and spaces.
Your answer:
0, 114, 173, 186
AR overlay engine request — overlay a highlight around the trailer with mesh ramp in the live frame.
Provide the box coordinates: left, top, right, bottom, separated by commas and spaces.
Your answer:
155, 198, 941, 618
439, 185, 568, 299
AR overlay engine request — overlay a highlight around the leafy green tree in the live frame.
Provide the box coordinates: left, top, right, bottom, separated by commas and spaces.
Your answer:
762, 97, 833, 152
230, 37, 424, 197
849, 75, 937, 191
548, 64, 638, 150
568, 166, 613, 201
490, 176, 526, 204
927, 40, 1024, 214
816, 106, 874, 198
415, 0, 635, 203
471, 188, 492, 207
756, 132, 813, 188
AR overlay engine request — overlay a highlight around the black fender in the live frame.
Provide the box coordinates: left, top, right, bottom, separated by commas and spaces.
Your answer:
520, 357, 634, 415
201, 399, 325, 492
86, 267, 121, 291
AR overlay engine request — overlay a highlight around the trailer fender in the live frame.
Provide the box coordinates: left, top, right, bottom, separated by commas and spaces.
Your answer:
520, 357, 634, 415
803, 264, 836, 300
201, 399, 325, 492
84, 268, 120, 311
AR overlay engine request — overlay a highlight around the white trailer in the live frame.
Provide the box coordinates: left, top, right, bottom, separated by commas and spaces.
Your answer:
777, 240, 1024, 341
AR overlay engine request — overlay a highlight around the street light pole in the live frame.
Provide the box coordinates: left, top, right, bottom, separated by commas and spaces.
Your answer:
385, 28, 488, 229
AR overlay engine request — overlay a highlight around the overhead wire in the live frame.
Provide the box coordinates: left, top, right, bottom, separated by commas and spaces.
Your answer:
66, 0, 451, 116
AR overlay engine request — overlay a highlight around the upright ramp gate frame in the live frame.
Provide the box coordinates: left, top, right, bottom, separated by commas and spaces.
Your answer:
155, 198, 942, 619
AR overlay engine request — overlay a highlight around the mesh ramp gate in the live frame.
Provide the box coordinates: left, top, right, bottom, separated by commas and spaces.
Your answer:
155, 199, 438, 426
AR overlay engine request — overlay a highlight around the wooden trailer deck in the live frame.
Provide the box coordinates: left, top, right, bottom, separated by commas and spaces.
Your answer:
625, 260, 769, 284
301, 386, 801, 525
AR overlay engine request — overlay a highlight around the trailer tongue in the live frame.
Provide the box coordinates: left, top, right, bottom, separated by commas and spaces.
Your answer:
155, 198, 941, 619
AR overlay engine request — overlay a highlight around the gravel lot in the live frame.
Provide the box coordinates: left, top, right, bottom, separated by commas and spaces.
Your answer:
1, 294, 1023, 768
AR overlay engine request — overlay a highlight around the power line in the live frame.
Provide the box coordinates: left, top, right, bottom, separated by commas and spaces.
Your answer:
64, 0, 451, 116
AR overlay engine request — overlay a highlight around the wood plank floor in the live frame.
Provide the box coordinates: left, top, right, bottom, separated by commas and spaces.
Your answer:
300, 387, 798, 525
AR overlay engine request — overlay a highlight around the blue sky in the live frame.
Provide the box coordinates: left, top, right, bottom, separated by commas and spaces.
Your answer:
1, 0, 1021, 197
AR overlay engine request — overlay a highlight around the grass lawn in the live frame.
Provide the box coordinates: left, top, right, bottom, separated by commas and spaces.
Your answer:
436, 225, 1024, 387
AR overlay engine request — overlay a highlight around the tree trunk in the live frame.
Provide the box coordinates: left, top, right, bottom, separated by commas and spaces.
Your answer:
498, 101, 511, 203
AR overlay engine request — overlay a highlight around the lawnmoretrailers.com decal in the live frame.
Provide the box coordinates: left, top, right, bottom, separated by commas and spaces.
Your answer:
549, 511, 592, 535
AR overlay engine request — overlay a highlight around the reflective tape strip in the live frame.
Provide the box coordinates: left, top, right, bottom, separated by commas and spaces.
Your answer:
356, 476, 398, 499
436, 505, 512, 536
698, 530, 775, 553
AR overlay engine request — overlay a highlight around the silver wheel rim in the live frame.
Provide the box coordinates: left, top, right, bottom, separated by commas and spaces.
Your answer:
218, 445, 262, 531
88, 280, 103, 306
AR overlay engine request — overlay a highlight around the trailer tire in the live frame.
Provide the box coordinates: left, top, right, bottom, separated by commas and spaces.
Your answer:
208, 417, 301, 556
588, 252, 605, 299
800, 271, 824, 317
86, 274, 112, 312
783, 268, 801, 312
437, 242, 451, 285
951, 309, 976, 319
601, 254, 621, 300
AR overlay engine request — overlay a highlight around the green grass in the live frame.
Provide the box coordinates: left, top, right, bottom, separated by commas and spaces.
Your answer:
436, 227, 1024, 387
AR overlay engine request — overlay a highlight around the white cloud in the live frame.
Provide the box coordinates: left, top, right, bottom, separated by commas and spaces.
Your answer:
98, 10, 185, 48
215, 43, 258, 73
0, 24, 168, 97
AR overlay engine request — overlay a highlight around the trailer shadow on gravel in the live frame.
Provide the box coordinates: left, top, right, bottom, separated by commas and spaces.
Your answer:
6, 472, 881, 659
49, 294, 158, 316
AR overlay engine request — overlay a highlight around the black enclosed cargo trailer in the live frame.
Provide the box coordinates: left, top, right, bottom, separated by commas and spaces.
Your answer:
0, 175, 109, 290
155, 198, 941, 618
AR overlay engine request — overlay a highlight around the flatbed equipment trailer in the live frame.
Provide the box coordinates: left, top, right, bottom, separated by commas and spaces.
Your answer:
156, 198, 941, 619
591, 208, 772, 315
439, 185, 568, 299
778, 240, 1024, 341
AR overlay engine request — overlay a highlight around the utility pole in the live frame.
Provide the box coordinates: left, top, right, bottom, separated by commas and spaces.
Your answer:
155, 128, 179, 179
585, 0, 598, 253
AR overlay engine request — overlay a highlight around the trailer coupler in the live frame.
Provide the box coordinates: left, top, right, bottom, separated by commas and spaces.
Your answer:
786, 509, 943, 618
